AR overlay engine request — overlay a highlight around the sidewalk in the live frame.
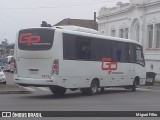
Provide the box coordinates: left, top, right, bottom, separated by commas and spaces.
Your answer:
139, 83, 160, 90
0, 84, 31, 94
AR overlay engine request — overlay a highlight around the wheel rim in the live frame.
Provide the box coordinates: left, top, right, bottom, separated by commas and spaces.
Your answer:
91, 82, 98, 93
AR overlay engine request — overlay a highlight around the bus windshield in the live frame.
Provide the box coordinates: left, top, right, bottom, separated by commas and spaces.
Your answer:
18, 28, 54, 51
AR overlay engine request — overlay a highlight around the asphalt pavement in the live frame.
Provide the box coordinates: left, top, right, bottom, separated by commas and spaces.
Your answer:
0, 84, 31, 94
1, 87, 160, 112
0, 72, 30, 94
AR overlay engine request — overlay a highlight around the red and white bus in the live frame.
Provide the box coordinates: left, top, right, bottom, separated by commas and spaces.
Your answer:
14, 26, 146, 96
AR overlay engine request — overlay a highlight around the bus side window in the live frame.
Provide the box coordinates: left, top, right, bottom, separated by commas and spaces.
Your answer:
135, 45, 145, 66
63, 33, 77, 60
63, 34, 95, 61
112, 41, 128, 62
94, 39, 112, 61
79, 39, 92, 60
129, 44, 136, 63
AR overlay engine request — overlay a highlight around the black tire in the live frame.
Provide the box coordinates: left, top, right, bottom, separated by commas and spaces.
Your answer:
81, 80, 99, 95
50, 86, 66, 96
80, 88, 89, 95
89, 80, 99, 95
124, 86, 131, 90
1, 81, 6, 85
4, 81, 6, 85
70, 88, 78, 91
131, 80, 137, 92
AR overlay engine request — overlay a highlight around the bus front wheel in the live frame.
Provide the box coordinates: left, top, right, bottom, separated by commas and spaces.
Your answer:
50, 86, 66, 96
131, 79, 137, 92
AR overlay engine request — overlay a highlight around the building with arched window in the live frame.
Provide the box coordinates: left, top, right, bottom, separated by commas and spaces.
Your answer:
98, 0, 160, 80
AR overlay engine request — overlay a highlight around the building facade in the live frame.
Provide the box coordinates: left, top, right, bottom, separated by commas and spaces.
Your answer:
98, 0, 160, 80
54, 18, 98, 30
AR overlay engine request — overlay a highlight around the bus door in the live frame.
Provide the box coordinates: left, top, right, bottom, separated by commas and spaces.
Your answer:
134, 45, 145, 84
111, 42, 133, 85
127, 44, 136, 85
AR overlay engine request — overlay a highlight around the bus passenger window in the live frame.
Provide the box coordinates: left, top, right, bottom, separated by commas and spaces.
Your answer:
116, 50, 121, 61
63, 34, 77, 60
129, 44, 136, 63
94, 39, 112, 61
63, 33, 95, 61
81, 41, 91, 58
112, 42, 128, 62
78, 39, 92, 60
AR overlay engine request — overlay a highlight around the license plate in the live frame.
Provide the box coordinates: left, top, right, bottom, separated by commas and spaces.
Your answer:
29, 69, 38, 74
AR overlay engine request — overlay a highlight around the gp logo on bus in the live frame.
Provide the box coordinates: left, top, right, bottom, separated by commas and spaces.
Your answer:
101, 58, 117, 71
19, 33, 40, 46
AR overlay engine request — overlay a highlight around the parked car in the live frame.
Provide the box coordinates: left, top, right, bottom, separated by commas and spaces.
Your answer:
0, 58, 5, 70
4, 56, 15, 72
0, 68, 6, 85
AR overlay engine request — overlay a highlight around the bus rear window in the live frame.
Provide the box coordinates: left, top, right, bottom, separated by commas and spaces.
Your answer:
18, 29, 54, 50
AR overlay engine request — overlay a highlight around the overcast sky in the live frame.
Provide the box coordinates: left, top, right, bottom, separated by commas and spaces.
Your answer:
0, 0, 129, 43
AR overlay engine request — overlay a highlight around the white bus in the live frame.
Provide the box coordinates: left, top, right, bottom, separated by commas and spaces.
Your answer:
4, 56, 15, 72
14, 26, 146, 96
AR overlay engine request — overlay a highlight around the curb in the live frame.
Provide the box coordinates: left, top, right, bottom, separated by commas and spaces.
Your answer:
0, 90, 32, 94
0, 85, 32, 94
139, 84, 160, 91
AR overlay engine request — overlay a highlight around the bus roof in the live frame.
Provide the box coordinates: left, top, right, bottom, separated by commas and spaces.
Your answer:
54, 25, 99, 34
20, 26, 141, 46
53, 26, 140, 45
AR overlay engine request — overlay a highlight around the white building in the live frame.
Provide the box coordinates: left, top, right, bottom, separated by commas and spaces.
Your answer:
98, 0, 160, 80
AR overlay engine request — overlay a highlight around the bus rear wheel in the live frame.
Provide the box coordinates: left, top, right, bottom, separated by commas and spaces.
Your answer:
50, 86, 66, 96
81, 80, 99, 95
